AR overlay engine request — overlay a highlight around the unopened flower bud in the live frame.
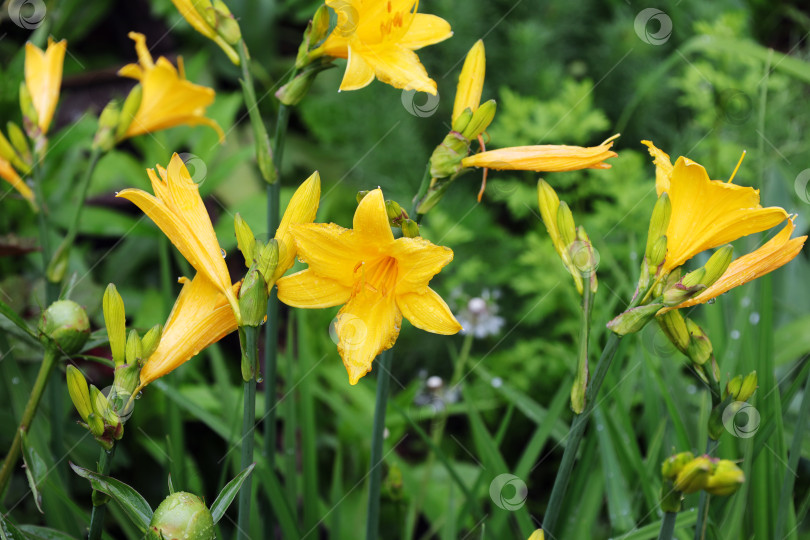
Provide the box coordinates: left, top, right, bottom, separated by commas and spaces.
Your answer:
453, 40, 486, 124
239, 268, 268, 327
429, 132, 469, 179
89, 385, 118, 427
234, 213, 256, 267
103, 284, 127, 366
737, 371, 758, 402
0, 130, 29, 173
38, 300, 90, 355
125, 329, 143, 365
451, 107, 473, 134
148, 492, 214, 540
141, 324, 163, 361
93, 100, 121, 151
662, 268, 707, 306
701, 245, 733, 287
116, 84, 143, 141
460, 99, 496, 140
7, 121, 31, 164
257, 239, 279, 288
685, 318, 712, 365
385, 200, 403, 221
647, 235, 667, 274
276, 67, 324, 105
66, 366, 104, 436
674, 456, 713, 494
556, 201, 576, 249
310, 5, 330, 45
661, 451, 695, 479
401, 219, 420, 238
211, 0, 241, 44
19, 82, 39, 138
646, 193, 671, 256
657, 309, 689, 353
607, 303, 663, 336
704, 460, 745, 496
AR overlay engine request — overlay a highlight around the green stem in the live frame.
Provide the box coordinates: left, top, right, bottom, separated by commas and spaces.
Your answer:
31, 161, 58, 304
658, 511, 678, 540
411, 163, 433, 221
542, 332, 622, 536
0, 347, 58, 499
87, 446, 116, 540
571, 285, 593, 413
775, 366, 810, 539
365, 349, 393, 540
237, 326, 259, 540
694, 438, 719, 540
238, 40, 276, 184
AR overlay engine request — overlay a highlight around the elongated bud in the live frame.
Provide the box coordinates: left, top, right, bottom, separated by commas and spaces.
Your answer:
460, 99, 496, 140
310, 5, 330, 44
646, 193, 671, 255
738, 371, 758, 402
211, 0, 241, 44
89, 385, 117, 426
141, 324, 163, 360
573, 226, 598, 293
702, 245, 733, 287
661, 451, 695, 479
234, 213, 256, 267
401, 219, 420, 238
726, 374, 742, 399
385, 200, 403, 222
92, 100, 121, 152
451, 107, 473, 134
67, 366, 105, 436
674, 456, 713, 494
662, 268, 706, 306
453, 40, 486, 123
39, 300, 91, 355
607, 303, 663, 336
125, 329, 143, 365
537, 179, 561, 245
239, 268, 268, 327
556, 202, 576, 249
103, 284, 127, 366
111, 365, 139, 412
647, 235, 667, 273
0, 130, 29, 173
685, 318, 712, 365
149, 492, 214, 540
19, 82, 39, 138
256, 239, 279, 288
704, 460, 745, 496
7, 121, 31, 164
116, 84, 143, 141
657, 309, 689, 353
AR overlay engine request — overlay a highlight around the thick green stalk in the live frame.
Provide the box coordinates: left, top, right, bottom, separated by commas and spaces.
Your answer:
0, 347, 58, 498
542, 332, 622, 536
658, 511, 678, 540
694, 438, 719, 540
365, 350, 393, 540
87, 446, 116, 540
571, 284, 593, 413
31, 161, 58, 304
237, 326, 259, 540
775, 366, 810, 538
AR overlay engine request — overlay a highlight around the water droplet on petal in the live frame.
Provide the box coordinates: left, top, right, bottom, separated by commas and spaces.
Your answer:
221, 248, 227, 258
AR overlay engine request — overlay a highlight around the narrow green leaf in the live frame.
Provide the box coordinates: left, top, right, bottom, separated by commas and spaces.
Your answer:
20, 430, 47, 513
594, 407, 635, 533
69, 463, 152, 532
0, 514, 28, 540
210, 463, 255, 524
167, 474, 174, 495
0, 297, 38, 341
612, 508, 697, 540
18, 526, 79, 540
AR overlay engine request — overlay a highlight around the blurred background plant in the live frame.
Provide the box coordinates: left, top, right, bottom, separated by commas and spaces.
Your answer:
1, 0, 809, 538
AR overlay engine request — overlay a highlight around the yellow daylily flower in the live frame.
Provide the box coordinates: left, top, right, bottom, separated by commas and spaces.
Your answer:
461, 135, 619, 172
452, 39, 485, 123
24, 37, 67, 135
277, 189, 461, 384
527, 530, 545, 540
118, 32, 224, 141
117, 153, 240, 322
272, 172, 321, 283
169, 0, 241, 65
642, 141, 790, 272
139, 274, 240, 387
0, 157, 35, 206
641, 140, 673, 195
317, 0, 452, 94
670, 219, 806, 310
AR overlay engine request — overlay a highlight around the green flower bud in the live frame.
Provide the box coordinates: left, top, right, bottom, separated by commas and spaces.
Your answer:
660, 479, 683, 513
125, 329, 142, 365
38, 300, 91, 355
256, 239, 279, 288
19, 82, 39, 138
685, 318, 712, 365
234, 213, 256, 268
239, 268, 268, 327
647, 235, 667, 274
103, 284, 127, 366
657, 309, 690, 353
385, 199, 403, 221
211, 0, 241, 44
556, 202, 576, 250
674, 456, 713, 494
737, 371, 758, 402
141, 324, 163, 361
149, 492, 214, 540
661, 451, 695, 479
89, 385, 117, 426
607, 303, 663, 336
66, 366, 105, 437
460, 99, 497, 140
7, 121, 31, 164
702, 245, 733, 288
116, 84, 143, 141
276, 68, 324, 106
645, 193, 671, 257
704, 460, 745, 496
451, 107, 473, 134
662, 268, 706, 306
401, 219, 420, 238
0, 129, 29, 173
93, 100, 121, 151
429, 132, 469, 179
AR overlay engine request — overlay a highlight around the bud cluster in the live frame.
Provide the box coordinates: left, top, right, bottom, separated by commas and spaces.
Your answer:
660, 451, 745, 511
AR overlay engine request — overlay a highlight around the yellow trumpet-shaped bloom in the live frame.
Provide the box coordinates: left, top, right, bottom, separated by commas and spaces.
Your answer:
452, 40, 485, 123
642, 141, 790, 272
0, 157, 35, 205
669, 219, 806, 310
139, 274, 240, 387
24, 37, 67, 135
277, 189, 461, 384
118, 32, 224, 141
461, 136, 619, 172
272, 172, 321, 283
117, 153, 239, 322
318, 0, 452, 94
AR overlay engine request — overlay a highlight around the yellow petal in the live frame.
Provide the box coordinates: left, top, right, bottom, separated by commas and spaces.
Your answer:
397, 288, 461, 334
118, 62, 144, 80
127, 32, 154, 70
277, 269, 351, 308
462, 140, 618, 171
336, 292, 401, 385
399, 14, 453, 50
274, 172, 321, 281
339, 48, 376, 92
360, 45, 437, 94
25, 38, 67, 134
389, 236, 454, 295
664, 157, 789, 271
452, 40, 485, 123
0, 157, 34, 204
669, 220, 806, 310
170, 0, 216, 39
290, 223, 362, 287
354, 188, 394, 245
641, 140, 673, 195
139, 274, 239, 386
